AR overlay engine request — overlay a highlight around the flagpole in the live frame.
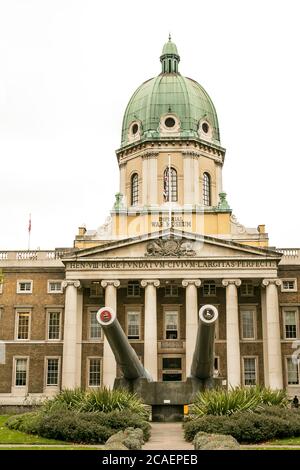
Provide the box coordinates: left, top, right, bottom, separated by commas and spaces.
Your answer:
28, 214, 31, 251
168, 154, 171, 229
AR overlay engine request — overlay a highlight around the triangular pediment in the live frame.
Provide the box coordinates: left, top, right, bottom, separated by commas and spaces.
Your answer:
64, 229, 281, 262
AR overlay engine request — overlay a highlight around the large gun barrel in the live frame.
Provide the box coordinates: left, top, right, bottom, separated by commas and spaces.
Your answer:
96, 307, 152, 381
190, 305, 218, 380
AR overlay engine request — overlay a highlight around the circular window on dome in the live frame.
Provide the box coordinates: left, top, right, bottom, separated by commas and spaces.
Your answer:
202, 122, 209, 134
132, 123, 139, 135
165, 117, 176, 128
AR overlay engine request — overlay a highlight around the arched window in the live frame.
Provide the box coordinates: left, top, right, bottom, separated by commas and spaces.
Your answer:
203, 172, 211, 206
163, 167, 178, 202
131, 173, 139, 206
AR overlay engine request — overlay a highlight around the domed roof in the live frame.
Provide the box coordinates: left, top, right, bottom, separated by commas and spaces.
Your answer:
120, 38, 220, 149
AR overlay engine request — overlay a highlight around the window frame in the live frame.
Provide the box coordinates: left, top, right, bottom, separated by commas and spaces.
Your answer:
45, 356, 61, 388
286, 356, 300, 386
88, 307, 103, 341
163, 307, 180, 340
202, 281, 216, 297
282, 308, 299, 340
164, 284, 179, 297
240, 282, 254, 297
47, 280, 63, 294
13, 356, 29, 388
240, 306, 257, 340
160, 354, 184, 382
89, 282, 104, 298
15, 309, 31, 341
163, 167, 178, 202
87, 357, 102, 388
203, 172, 211, 206
131, 173, 139, 206
126, 308, 142, 340
281, 279, 298, 293
127, 281, 141, 298
17, 280, 33, 294
46, 309, 62, 341
242, 356, 258, 386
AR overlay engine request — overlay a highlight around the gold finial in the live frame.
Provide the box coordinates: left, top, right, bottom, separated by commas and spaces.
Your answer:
169, 33, 171, 41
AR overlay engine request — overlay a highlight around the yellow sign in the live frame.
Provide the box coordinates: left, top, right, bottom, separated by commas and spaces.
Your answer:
183, 404, 189, 415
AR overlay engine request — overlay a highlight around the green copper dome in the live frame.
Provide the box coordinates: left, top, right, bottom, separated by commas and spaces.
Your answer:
121, 38, 220, 148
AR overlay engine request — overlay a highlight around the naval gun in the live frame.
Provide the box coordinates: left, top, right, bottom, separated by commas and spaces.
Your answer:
97, 304, 222, 421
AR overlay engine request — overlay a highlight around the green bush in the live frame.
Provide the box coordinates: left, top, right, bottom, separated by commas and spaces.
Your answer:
6, 409, 150, 444
189, 386, 288, 416
184, 407, 300, 443
42, 387, 148, 419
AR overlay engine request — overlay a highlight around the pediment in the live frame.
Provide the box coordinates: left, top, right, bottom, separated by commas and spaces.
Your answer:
65, 229, 281, 262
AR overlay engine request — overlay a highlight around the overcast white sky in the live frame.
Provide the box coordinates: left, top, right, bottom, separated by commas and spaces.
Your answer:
0, 0, 299, 250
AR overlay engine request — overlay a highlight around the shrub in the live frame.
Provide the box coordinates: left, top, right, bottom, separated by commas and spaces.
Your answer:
184, 406, 300, 443
189, 386, 288, 416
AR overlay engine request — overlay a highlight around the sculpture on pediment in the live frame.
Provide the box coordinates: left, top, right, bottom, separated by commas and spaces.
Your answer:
146, 238, 196, 257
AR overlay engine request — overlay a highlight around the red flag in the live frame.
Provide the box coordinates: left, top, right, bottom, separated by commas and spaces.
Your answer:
28, 214, 31, 233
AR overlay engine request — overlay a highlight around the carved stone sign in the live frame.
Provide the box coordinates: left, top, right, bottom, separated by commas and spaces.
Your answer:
145, 239, 196, 257
66, 259, 278, 270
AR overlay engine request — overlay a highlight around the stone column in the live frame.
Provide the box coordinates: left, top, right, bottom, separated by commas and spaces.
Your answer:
142, 155, 148, 206
182, 279, 201, 377
222, 279, 241, 388
141, 280, 160, 381
193, 157, 200, 204
119, 162, 126, 203
261, 287, 269, 388
216, 162, 223, 202
62, 280, 82, 389
142, 152, 158, 206
101, 280, 120, 388
262, 279, 283, 389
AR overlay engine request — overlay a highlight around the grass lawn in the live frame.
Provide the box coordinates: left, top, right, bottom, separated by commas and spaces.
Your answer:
266, 436, 300, 446
0, 415, 69, 445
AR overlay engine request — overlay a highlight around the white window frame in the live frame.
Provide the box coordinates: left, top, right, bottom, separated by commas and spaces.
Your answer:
281, 279, 298, 292
87, 357, 102, 388
47, 280, 63, 294
127, 281, 141, 298
282, 308, 299, 340
46, 309, 62, 341
242, 356, 258, 386
90, 282, 104, 298
17, 280, 33, 294
203, 281, 216, 297
88, 307, 103, 341
240, 282, 254, 297
15, 309, 31, 341
240, 306, 257, 340
126, 309, 141, 340
44, 356, 61, 388
165, 284, 179, 297
163, 307, 180, 340
13, 356, 29, 388
286, 356, 300, 386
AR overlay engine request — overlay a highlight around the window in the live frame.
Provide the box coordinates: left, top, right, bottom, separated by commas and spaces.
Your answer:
131, 173, 139, 206
286, 357, 300, 385
127, 281, 140, 297
163, 167, 178, 202
47, 281, 63, 293
15, 358, 28, 386
165, 284, 178, 297
203, 172, 211, 206
240, 282, 254, 297
88, 358, 101, 387
48, 311, 61, 340
243, 357, 257, 385
46, 358, 60, 386
89, 309, 102, 340
127, 311, 140, 339
281, 279, 297, 292
283, 310, 298, 339
162, 356, 182, 381
214, 357, 220, 376
16, 311, 30, 340
203, 281, 216, 296
17, 280, 32, 294
240, 309, 256, 340
90, 282, 103, 298
165, 311, 179, 339
0, 282, 3, 294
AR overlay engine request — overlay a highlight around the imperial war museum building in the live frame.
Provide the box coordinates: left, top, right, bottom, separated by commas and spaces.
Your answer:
0, 38, 300, 405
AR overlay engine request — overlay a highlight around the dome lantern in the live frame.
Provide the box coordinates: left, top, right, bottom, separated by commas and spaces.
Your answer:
160, 34, 180, 74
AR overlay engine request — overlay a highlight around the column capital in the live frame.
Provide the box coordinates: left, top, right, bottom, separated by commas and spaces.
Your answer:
262, 279, 282, 287
62, 280, 81, 290
222, 279, 241, 287
142, 151, 159, 160
182, 279, 201, 288
141, 279, 160, 288
101, 280, 120, 288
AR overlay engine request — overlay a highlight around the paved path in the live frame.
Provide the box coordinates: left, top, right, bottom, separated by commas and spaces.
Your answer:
142, 423, 193, 450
